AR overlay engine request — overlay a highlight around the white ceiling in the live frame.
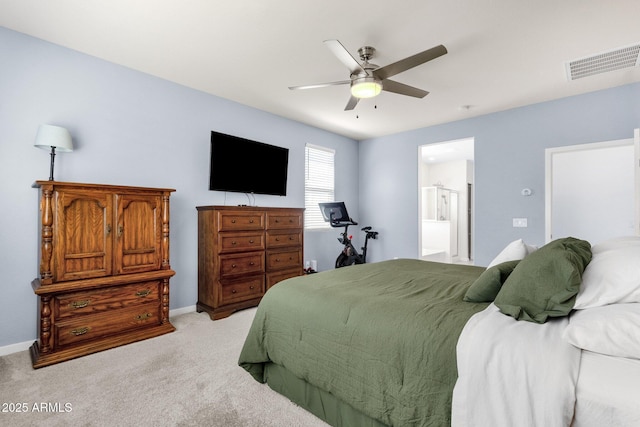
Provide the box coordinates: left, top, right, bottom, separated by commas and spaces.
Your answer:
2, 0, 640, 141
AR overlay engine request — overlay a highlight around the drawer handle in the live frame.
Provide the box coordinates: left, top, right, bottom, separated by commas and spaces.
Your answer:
232, 264, 237, 268
70, 327, 90, 336
249, 219, 254, 223
136, 289, 151, 297
275, 237, 280, 241
135, 313, 152, 321
70, 300, 90, 309
250, 285, 254, 290
232, 241, 237, 245
231, 219, 236, 223
289, 237, 294, 240
289, 219, 294, 223
249, 261, 255, 266
231, 289, 237, 294
249, 239, 254, 243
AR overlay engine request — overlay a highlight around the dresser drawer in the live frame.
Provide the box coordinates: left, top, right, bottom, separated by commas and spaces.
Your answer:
219, 252, 265, 278
219, 231, 265, 253
217, 211, 265, 231
219, 276, 264, 305
54, 302, 160, 348
266, 268, 303, 289
267, 212, 303, 229
55, 281, 160, 319
266, 249, 302, 271
266, 230, 302, 248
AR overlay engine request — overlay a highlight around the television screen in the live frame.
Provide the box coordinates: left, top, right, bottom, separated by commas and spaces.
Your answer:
209, 131, 289, 196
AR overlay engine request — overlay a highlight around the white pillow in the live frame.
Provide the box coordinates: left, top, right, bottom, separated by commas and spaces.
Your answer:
591, 235, 640, 254
487, 239, 528, 268
574, 237, 640, 309
563, 303, 640, 359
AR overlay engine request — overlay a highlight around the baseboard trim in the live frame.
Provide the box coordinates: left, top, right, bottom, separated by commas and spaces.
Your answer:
170, 305, 197, 317
0, 340, 33, 357
0, 305, 198, 357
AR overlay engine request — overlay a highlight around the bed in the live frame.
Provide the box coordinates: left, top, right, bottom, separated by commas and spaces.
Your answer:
238, 236, 640, 426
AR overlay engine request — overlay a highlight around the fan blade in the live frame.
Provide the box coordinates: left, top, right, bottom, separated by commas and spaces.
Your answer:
324, 39, 366, 74
373, 45, 447, 81
289, 80, 350, 90
382, 79, 429, 98
345, 95, 360, 111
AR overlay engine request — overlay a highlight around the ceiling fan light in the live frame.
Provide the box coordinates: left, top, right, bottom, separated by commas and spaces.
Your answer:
350, 77, 382, 98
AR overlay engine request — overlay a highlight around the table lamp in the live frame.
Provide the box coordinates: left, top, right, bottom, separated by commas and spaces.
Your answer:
34, 124, 74, 181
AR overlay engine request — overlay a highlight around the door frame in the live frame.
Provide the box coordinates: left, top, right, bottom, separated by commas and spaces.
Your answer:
417, 138, 474, 262
544, 133, 639, 243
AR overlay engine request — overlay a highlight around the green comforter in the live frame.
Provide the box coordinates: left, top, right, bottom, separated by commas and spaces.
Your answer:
238, 259, 489, 426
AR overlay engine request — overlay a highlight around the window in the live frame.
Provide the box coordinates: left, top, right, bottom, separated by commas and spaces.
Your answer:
305, 144, 335, 229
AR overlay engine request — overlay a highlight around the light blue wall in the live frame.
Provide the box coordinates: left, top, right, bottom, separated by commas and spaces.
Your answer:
2, 24, 639, 350
359, 83, 640, 266
0, 27, 358, 347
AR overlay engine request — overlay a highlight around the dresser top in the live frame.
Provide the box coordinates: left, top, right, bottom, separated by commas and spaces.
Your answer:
196, 205, 303, 211
33, 181, 176, 193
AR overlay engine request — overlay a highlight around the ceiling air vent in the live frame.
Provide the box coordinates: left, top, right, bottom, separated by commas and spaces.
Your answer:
566, 43, 640, 81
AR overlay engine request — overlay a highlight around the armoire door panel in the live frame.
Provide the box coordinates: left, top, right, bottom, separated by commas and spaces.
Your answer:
54, 190, 113, 281
115, 194, 162, 274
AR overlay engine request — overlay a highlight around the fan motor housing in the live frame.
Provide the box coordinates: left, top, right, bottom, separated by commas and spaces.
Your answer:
358, 46, 376, 61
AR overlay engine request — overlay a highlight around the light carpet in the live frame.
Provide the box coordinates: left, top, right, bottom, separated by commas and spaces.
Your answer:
0, 308, 329, 427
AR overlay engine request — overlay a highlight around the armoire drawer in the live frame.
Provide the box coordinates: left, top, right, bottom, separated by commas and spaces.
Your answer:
219, 252, 265, 278
54, 302, 160, 348
266, 249, 302, 271
218, 231, 265, 253
55, 281, 161, 319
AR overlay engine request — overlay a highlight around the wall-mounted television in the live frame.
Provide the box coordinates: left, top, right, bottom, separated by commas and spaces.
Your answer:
209, 130, 289, 196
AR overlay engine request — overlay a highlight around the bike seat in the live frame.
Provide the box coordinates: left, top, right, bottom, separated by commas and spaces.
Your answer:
361, 226, 372, 232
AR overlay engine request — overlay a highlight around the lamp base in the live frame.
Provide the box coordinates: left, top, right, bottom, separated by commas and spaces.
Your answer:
48, 146, 56, 181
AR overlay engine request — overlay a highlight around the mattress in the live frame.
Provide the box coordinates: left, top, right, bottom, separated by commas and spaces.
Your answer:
572, 351, 640, 426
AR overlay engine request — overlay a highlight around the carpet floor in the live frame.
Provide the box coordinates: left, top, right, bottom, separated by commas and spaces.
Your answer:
0, 308, 329, 427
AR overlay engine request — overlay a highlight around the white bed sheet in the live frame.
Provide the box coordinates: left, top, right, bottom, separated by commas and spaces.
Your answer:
572, 351, 640, 427
452, 303, 582, 427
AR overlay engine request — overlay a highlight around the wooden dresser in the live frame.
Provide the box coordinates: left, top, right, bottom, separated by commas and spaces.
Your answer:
197, 205, 304, 320
30, 181, 176, 368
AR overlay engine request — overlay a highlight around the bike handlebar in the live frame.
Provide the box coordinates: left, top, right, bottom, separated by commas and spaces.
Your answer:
329, 219, 358, 228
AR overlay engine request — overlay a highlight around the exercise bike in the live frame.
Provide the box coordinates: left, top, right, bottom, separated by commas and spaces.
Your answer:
319, 202, 379, 268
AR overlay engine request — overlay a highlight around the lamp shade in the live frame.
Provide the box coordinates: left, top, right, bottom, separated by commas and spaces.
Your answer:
34, 124, 73, 152
350, 77, 383, 99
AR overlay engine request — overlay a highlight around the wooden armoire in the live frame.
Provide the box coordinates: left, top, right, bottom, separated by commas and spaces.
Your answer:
30, 181, 176, 368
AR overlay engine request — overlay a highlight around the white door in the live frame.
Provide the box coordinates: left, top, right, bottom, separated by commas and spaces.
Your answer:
545, 134, 639, 244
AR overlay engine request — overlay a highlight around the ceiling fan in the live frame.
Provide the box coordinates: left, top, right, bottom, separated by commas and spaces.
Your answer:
289, 39, 447, 111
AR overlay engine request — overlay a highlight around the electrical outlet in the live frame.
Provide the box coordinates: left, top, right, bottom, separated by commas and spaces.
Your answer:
513, 218, 528, 228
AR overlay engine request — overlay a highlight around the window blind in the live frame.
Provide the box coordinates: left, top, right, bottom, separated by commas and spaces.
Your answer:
305, 144, 335, 229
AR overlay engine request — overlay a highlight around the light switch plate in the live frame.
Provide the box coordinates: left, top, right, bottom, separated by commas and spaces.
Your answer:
513, 218, 528, 227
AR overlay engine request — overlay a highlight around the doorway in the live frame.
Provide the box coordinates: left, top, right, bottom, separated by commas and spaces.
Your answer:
545, 133, 639, 244
418, 138, 474, 263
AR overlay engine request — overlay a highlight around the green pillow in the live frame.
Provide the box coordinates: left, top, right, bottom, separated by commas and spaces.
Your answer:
464, 260, 520, 302
494, 237, 592, 323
